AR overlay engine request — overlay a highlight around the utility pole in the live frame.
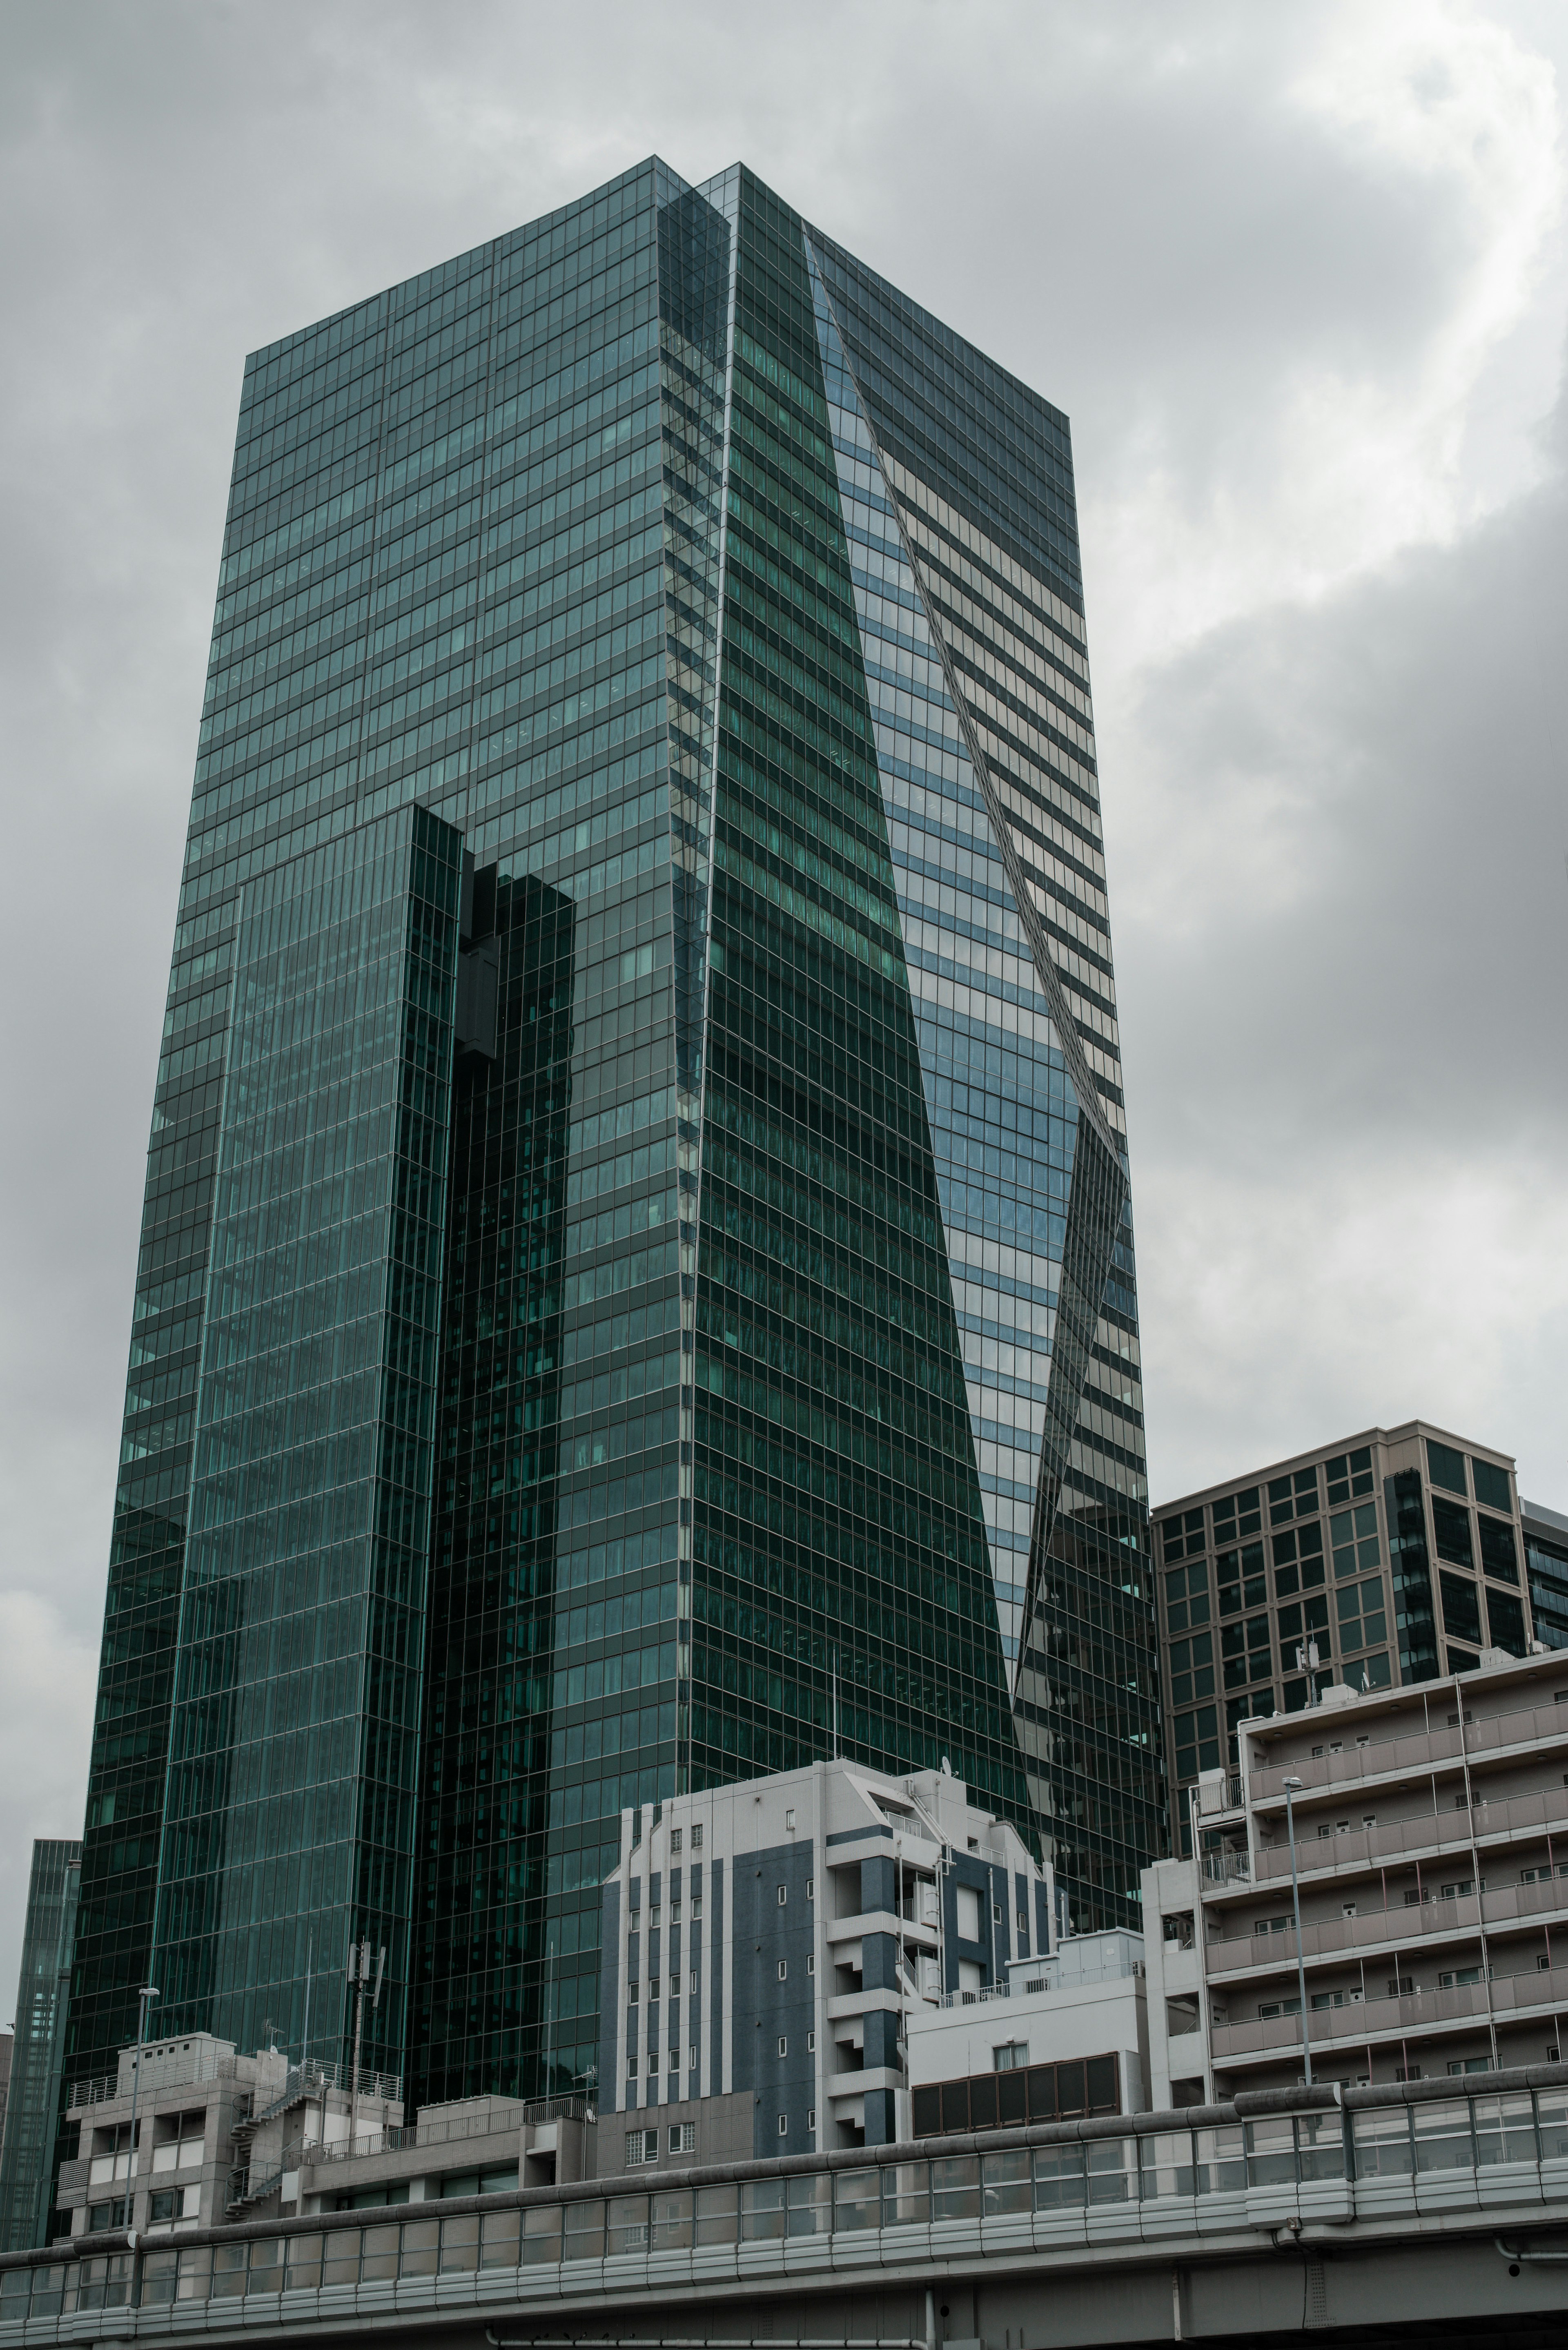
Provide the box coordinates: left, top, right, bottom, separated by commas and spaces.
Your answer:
346, 1937, 385, 2151
296, 1933, 315, 2222
1282, 1778, 1313, 2086
123, 1984, 159, 2230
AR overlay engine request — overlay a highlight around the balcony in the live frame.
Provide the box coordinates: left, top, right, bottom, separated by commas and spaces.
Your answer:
1204, 1874, 1568, 1978
1210, 1959, 1568, 2065
1244, 1788, 1568, 1886
1248, 1698, 1568, 1808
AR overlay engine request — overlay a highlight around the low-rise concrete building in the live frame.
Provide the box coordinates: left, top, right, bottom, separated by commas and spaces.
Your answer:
904, 1929, 1149, 2130
598, 1759, 1054, 2170
1143, 1645, 1568, 2106
57, 2037, 401, 2237
291, 2094, 595, 2212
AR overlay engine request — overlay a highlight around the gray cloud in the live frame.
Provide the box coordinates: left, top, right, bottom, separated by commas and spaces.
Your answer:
0, 0, 1563, 2000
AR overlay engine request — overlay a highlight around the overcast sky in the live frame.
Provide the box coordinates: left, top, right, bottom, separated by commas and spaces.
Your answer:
1, 0, 1564, 2012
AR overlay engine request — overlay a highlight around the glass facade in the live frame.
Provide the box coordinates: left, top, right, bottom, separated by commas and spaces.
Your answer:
1154, 1427, 1533, 1852
0, 1843, 80, 2250
63, 158, 1156, 2156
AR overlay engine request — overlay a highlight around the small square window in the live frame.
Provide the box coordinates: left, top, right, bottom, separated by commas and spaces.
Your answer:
670, 1829, 683, 1853
785, 1808, 796, 1830
806, 1954, 815, 1975
777, 1885, 787, 1906
807, 2108, 816, 2131
807, 2030, 815, 2052
691, 1824, 703, 1848
806, 1878, 815, 1900
778, 2036, 788, 2057
777, 1959, 788, 1980
778, 2114, 788, 2136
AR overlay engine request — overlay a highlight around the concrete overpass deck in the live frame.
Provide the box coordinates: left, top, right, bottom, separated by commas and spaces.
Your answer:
4, 2067, 1567, 2346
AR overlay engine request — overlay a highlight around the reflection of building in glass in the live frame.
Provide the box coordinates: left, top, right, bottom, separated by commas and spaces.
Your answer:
0, 1841, 80, 2249
1153, 1422, 1537, 1850
63, 158, 1158, 2195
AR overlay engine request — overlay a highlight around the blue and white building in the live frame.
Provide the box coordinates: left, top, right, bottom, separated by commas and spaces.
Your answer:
598, 1760, 1054, 2171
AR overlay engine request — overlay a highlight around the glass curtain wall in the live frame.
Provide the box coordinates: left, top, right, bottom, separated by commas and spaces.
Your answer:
151, 806, 461, 2075
801, 214, 1162, 1925
0, 1844, 80, 2251
65, 157, 1160, 2167
684, 170, 1029, 1839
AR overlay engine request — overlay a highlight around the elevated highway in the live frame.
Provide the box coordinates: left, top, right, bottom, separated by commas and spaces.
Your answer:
4, 2068, 1567, 2347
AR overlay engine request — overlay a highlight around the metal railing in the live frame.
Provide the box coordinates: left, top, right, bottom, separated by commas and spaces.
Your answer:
69, 2049, 236, 2111
1251, 1789, 1568, 1880
1205, 1871, 1568, 1972
1249, 1695, 1568, 1806
276, 2095, 598, 2173
7, 2067, 1567, 2335
233, 2059, 401, 2136
938, 1984, 1010, 2008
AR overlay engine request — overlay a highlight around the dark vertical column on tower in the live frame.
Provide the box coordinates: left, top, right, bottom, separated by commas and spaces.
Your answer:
412, 872, 575, 2102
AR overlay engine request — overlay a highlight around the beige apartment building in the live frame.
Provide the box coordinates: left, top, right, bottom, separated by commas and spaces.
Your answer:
1152, 1420, 1539, 1848
57, 2037, 405, 2238
1143, 1645, 1568, 2105
57, 2034, 592, 2240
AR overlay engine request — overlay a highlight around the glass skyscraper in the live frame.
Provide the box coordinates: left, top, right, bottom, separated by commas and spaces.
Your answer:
63, 158, 1159, 2165
0, 1842, 80, 2249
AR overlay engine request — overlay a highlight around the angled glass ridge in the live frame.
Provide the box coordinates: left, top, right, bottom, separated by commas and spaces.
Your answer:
63, 155, 1159, 2221
683, 166, 1029, 1865
801, 220, 1159, 1917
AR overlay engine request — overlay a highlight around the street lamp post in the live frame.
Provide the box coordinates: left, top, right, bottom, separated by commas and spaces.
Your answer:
124, 1984, 160, 2229
1281, 1780, 1312, 2087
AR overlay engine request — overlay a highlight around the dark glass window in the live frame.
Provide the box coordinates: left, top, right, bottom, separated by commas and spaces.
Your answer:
1527, 1534, 1568, 1652
1485, 1587, 1526, 1657
1432, 1497, 1474, 1568
1325, 1447, 1374, 1505
1211, 1487, 1261, 1542
1427, 1439, 1468, 1496
1478, 1516, 1518, 1584
1472, 1459, 1512, 1514
1336, 1577, 1388, 1654
1388, 1471, 1440, 1683
1330, 1503, 1381, 1578
1439, 1571, 1482, 1649
1174, 1705, 1220, 1779
1162, 1508, 1205, 1561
